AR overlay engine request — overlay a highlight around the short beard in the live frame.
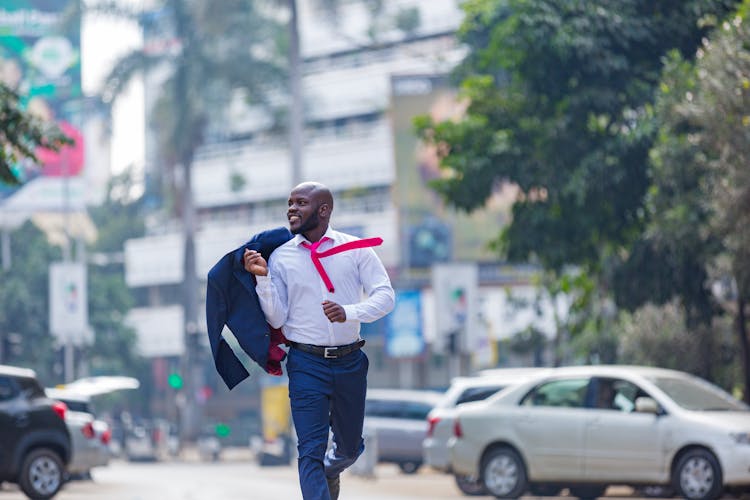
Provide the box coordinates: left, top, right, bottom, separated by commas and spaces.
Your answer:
291, 211, 320, 235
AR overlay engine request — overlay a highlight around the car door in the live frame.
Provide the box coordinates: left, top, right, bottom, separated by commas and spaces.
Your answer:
366, 398, 431, 462
583, 377, 665, 482
514, 377, 591, 480
0, 375, 22, 473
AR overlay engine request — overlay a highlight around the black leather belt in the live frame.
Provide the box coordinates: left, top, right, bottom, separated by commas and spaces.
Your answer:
289, 339, 365, 359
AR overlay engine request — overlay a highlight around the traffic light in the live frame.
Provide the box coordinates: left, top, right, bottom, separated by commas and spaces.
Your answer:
167, 372, 183, 390
215, 423, 231, 438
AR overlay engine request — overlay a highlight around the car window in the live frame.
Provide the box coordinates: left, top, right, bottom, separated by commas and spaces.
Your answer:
521, 378, 589, 408
62, 400, 91, 413
593, 378, 649, 412
400, 402, 433, 420
648, 376, 748, 411
455, 386, 505, 406
0, 376, 18, 402
16, 377, 44, 398
365, 399, 403, 418
365, 399, 434, 420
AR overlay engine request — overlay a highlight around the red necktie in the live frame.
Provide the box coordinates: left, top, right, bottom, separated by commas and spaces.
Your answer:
301, 237, 383, 293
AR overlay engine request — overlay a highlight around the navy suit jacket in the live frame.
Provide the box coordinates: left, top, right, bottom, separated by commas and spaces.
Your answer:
205, 226, 293, 389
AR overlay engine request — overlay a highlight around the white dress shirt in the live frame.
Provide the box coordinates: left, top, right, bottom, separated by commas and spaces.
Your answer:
255, 227, 395, 346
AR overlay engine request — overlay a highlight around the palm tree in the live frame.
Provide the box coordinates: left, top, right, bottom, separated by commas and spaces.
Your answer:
90, 0, 284, 439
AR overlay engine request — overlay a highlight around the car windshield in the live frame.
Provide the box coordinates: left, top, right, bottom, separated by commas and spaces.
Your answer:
648, 376, 748, 411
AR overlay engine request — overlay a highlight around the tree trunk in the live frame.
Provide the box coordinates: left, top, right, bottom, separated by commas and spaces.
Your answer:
289, 0, 303, 187
737, 293, 750, 403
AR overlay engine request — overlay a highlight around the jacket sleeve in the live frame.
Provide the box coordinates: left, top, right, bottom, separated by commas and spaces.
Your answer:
206, 273, 249, 389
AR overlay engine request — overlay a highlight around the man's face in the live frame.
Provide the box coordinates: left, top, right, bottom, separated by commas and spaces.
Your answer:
287, 188, 320, 235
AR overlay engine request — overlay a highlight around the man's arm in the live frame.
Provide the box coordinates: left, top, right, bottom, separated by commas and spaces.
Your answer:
341, 248, 395, 323
245, 249, 288, 329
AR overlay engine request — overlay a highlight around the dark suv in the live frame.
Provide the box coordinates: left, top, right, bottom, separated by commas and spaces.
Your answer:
0, 365, 71, 499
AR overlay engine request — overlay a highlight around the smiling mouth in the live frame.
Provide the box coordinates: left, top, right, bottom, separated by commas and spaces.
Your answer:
289, 215, 300, 223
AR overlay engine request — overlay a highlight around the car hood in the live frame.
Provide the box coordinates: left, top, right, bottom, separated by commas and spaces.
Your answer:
682, 410, 750, 431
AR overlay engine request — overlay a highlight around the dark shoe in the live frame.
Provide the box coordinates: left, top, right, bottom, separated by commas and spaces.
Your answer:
326, 475, 340, 500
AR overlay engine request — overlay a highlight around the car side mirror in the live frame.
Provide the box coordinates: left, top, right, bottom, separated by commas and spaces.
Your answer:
635, 397, 660, 414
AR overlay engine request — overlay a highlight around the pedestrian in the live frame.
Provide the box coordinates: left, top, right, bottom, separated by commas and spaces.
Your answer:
244, 181, 395, 500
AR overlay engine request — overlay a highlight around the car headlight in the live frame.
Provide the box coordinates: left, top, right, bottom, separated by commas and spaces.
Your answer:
730, 432, 750, 445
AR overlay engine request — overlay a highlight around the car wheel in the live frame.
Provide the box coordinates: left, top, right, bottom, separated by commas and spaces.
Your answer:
673, 449, 723, 500
397, 461, 420, 474
529, 483, 563, 496
454, 474, 488, 496
18, 448, 65, 500
481, 447, 527, 499
569, 485, 607, 499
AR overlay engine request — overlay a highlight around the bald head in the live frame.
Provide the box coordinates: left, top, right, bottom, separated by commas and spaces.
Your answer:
292, 182, 333, 211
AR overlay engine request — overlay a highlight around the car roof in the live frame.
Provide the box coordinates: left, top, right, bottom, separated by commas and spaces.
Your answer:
0, 364, 37, 379
366, 388, 443, 404
478, 367, 550, 378
542, 365, 693, 380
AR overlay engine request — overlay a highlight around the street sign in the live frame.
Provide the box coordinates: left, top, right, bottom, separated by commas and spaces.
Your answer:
49, 261, 90, 345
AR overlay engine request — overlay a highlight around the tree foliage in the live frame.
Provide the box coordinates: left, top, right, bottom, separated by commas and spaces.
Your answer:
418, 0, 739, 272
0, 83, 70, 186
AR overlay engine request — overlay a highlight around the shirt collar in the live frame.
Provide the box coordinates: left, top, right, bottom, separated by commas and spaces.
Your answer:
293, 226, 337, 247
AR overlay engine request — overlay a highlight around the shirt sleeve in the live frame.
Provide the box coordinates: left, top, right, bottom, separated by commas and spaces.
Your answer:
254, 253, 289, 329
342, 247, 395, 323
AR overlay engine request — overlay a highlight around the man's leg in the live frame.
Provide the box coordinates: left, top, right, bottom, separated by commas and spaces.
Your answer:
325, 350, 369, 481
287, 348, 333, 500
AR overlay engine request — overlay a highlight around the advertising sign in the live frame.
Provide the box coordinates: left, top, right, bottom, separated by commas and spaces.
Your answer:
0, 0, 85, 212
385, 289, 424, 358
49, 261, 89, 345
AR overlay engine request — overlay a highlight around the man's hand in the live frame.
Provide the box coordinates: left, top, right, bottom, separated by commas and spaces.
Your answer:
322, 300, 346, 323
243, 249, 268, 276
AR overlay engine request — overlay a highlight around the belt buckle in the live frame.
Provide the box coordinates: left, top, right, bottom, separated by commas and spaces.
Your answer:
324, 347, 337, 359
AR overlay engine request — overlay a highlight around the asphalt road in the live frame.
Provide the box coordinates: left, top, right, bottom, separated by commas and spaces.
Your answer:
0, 451, 698, 500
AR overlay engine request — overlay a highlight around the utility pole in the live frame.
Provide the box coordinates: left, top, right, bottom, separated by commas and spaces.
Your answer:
288, 0, 303, 187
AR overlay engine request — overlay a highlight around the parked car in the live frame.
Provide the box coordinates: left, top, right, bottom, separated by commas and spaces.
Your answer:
450, 365, 750, 500
45, 388, 111, 479
0, 365, 71, 499
364, 388, 442, 474
123, 422, 159, 462
423, 368, 549, 496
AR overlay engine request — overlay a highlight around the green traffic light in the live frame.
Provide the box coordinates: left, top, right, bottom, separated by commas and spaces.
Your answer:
167, 373, 183, 390
215, 423, 231, 437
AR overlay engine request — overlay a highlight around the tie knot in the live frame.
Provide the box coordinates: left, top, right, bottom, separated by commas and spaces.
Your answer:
301, 237, 329, 252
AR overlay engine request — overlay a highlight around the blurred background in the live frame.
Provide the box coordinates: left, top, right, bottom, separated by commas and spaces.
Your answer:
1, 0, 749, 467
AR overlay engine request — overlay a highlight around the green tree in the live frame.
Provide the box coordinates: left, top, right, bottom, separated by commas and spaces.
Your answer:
613, 52, 720, 379
0, 222, 62, 384
416, 0, 739, 358
0, 83, 70, 185
684, 9, 750, 398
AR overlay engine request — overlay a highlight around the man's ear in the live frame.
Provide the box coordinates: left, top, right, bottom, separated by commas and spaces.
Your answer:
319, 202, 331, 218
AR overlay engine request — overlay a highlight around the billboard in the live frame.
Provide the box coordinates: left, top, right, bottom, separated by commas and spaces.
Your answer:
390, 74, 513, 270
0, 0, 85, 212
385, 289, 424, 358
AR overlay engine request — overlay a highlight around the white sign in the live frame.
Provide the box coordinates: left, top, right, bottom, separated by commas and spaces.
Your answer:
431, 262, 479, 353
126, 305, 185, 357
49, 262, 89, 345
